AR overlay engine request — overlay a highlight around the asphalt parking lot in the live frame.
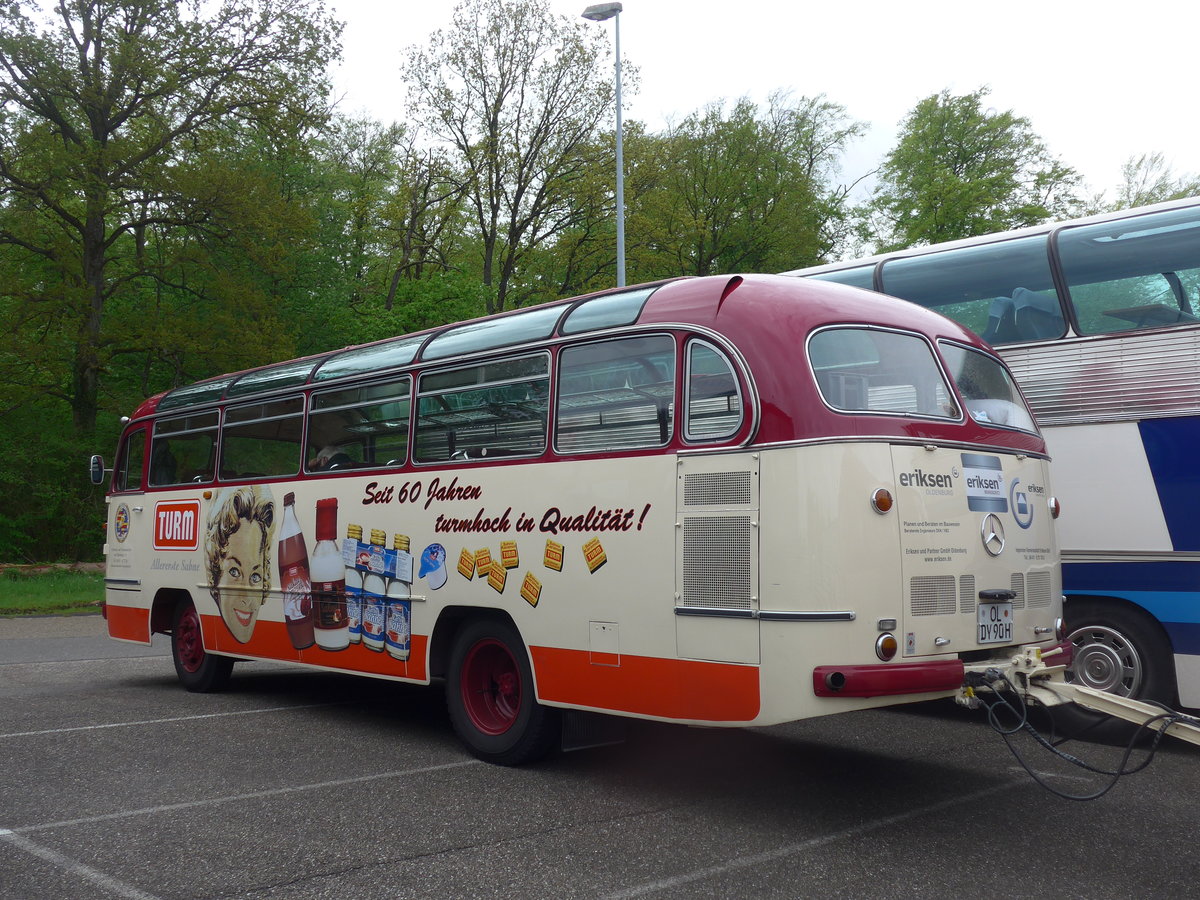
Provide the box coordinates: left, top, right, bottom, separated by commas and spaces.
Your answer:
2, 614, 1197, 899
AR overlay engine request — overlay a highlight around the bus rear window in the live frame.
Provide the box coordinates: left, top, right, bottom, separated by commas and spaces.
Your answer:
939, 343, 1038, 433
809, 328, 958, 419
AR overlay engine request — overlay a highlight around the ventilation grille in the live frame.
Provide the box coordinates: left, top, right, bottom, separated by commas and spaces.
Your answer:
910, 575, 957, 617
1026, 570, 1052, 608
1010, 573, 1027, 610
683, 471, 753, 507
680, 516, 753, 609
959, 575, 976, 614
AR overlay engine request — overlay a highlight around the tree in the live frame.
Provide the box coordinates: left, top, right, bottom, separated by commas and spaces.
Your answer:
1107, 152, 1200, 211
0, 0, 342, 437
633, 93, 865, 278
869, 87, 1081, 251
403, 0, 616, 313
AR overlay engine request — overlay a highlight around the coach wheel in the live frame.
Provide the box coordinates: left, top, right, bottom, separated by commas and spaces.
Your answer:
172, 599, 234, 693
1056, 600, 1176, 742
446, 619, 558, 765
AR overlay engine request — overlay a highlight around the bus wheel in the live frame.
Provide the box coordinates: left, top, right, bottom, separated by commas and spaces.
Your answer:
1057, 601, 1175, 741
446, 619, 558, 765
172, 599, 234, 693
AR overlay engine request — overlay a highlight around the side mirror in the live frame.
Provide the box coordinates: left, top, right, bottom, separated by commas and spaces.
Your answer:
89, 454, 107, 485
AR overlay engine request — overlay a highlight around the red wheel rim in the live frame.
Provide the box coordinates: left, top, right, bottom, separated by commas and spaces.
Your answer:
177, 605, 206, 674
460, 638, 522, 735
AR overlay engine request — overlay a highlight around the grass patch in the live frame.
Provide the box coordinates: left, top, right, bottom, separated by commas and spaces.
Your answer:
0, 568, 104, 617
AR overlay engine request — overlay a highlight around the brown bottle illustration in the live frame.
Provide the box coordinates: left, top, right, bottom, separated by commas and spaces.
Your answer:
279, 492, 314, 649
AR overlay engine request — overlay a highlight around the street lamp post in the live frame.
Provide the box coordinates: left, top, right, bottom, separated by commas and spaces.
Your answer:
581, 2, 625, 287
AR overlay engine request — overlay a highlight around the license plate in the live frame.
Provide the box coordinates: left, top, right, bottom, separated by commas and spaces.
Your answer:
977, 602, 1013, 644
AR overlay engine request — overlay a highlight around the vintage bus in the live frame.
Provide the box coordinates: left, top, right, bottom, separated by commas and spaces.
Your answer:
787, 197, 1200, 713
91, 273, 1069, 764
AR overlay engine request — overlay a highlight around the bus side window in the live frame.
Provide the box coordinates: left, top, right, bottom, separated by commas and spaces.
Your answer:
414, 355, 549, 464
1058, 206, 1200, 334
220, 398, 303, 480
150, 412, 218, 486
685, 341, 742, 441
114, 428, 147, 492
555, 335, 676, 453
308, 376, 412, 472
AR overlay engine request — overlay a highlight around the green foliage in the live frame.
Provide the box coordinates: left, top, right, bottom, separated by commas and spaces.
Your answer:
1, 3, 1184, 564
870, 87, 1083, 251
633, 93, 864, 278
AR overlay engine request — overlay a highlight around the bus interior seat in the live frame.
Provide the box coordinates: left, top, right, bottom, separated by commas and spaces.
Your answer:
980, 295, 1019, 344
1011, 287, 1064, 340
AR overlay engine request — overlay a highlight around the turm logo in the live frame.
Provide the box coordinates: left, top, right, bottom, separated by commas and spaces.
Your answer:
154, 500, 201, 550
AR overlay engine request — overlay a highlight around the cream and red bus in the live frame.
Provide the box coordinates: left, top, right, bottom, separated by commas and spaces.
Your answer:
91, 273, 1069, 764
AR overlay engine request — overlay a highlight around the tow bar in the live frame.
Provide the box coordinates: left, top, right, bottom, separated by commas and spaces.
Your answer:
956, 644, 1200, 800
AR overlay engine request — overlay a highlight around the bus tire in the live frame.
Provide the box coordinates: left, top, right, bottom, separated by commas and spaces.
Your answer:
171, 598, 234, 693
446, 618, 559, 765
1056, 600, 1176, 742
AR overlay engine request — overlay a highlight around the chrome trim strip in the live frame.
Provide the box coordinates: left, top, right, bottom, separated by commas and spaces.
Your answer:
104, 578, 142, 586
673, 607, 856, 622
1062, 550, 1200, 564
759, 610, 856, 622
674, 607, 755, 619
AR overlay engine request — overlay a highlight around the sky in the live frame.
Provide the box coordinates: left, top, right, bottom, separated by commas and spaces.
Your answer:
327, 0, 1198, 201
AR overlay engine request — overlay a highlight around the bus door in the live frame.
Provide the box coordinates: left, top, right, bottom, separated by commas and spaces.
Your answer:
892, 445, 1058, 659
674, 454, 760, 665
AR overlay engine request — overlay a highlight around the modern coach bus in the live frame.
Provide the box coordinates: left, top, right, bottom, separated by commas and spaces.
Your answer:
787, 197, 1200, 713
91, 273, 1068, 764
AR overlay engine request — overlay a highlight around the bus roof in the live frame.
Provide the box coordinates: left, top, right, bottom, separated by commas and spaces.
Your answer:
784, 195, 1200, 279
133, 274, 1004, 438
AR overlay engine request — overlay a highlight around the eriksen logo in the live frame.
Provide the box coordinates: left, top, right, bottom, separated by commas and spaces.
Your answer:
961, 453, 1007, 513
153, 500, 201, 551
898, 468, 955, 489
1009, 478, 1042, 530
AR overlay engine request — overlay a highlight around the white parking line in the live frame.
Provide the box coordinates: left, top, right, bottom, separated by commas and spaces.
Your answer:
0, 703, 337, 739
11, 759, 479, 835
604, 782, 1014, 898
0, 828, 162, 900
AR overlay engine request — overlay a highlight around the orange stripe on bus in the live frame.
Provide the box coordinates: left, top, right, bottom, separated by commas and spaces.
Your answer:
530, 646, 760, 722
106, 604, 151, 643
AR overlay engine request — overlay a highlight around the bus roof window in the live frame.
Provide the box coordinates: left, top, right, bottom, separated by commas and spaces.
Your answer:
560, 287, 657, 335
422, 305, 562, 361
158, 376, 236, 412
226, 359, 319, 399
312, 335, 424, 382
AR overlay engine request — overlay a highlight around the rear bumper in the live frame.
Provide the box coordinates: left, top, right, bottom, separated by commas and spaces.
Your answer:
812, 640, 1074, 699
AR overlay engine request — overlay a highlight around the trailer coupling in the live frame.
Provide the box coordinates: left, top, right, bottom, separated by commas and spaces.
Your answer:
956, 643, 1200, 748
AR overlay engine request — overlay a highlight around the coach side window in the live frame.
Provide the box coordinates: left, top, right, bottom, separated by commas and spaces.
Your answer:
149, 412, 219, 486
684, 341, 742, 441
414, 355, 549, 463
220, 398, 303, 480
1058, 206, 1200, 334
308, 377, 412, 472
555, 335, 676, 453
